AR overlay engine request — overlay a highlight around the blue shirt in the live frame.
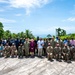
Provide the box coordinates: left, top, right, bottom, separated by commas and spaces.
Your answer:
0, 46, 4, 51
63, 40, 68, 44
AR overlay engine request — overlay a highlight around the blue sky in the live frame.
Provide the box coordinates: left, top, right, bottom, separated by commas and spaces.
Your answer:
0, 0, 75, 37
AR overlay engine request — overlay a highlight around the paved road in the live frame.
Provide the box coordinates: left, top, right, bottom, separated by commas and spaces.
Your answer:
0, 57, 75, 75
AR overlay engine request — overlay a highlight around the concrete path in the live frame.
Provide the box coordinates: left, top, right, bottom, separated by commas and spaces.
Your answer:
0, 57, 75, 75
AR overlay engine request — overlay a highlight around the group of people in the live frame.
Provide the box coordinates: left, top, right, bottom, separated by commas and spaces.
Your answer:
0, 37, 75, 63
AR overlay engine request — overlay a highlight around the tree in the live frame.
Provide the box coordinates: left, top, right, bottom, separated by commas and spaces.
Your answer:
20, 32, 26, 38
0, 23, 35, 39
17, 33, 21, 38
25, 30, 34, 39
0, 22, 4, 39
12, 33, 17, 38
4, 30, 12, 39
56, 28, 66, 37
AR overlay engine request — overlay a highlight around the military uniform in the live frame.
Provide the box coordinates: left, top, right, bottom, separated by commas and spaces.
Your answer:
24, 41, 30, 57
18, 45, 24, 58
10, 44, 17, 58
50, 39, 56, 48
54, 45, 62, 61
46, 45, 53, 60
4, 45, 11, 58
57, 40, 64, 48
62, 46, 70, 61
50, 39, 56, 58
70, 46, 75, 60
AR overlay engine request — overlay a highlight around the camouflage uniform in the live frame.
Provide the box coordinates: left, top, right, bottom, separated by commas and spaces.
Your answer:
70, 46, 75, 60
18, 44, 24, 58
50, 38, 56, 58
4, 45, 11, 58
10, 44, 17, 58
57, 39, 64, 48
24, 41, 30, 57
54, 44, 62, 61
62, 45, 71, 62
46, 45, 53, 60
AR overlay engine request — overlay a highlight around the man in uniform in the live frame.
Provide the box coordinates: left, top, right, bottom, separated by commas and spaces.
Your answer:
50, 37, 56, 58
18, 43, 24, 58
70, 45, 75, 61
24, 38, 30, 58
54, 43, 62, 62
62, 44, 71, 63
4, 43, 11, 58
46, 43, 53, 61
10, 43, 17, 58
50, 37, 56, 49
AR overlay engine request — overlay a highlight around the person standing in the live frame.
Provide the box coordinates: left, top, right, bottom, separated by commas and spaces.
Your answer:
15, 38, 19, 51
24, 38, 30, 58
0, 44, 4, 57
37, 38, 44, 57
29, 39, 35, 57
50, 37, 56, 49
43, 39, 48, 56
50, 37, 56, 58
70, 38, 75, 46
18, 43, 24, 58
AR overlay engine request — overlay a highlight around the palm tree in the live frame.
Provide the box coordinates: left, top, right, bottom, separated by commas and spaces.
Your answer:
25, 30, 34, 39
5, 30, 12, 39
0, 22, 4, 39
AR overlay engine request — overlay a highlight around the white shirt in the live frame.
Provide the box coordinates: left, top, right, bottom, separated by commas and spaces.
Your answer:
37, 40, 44, 48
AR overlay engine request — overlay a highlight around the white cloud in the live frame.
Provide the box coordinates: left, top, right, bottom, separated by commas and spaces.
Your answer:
62, 17, 75, 22
9, 0, 50, 8
15, 14, 22, 16
31, 25, 75, 35
8, 0, 53, 15
0, 18, 16, 23
0, 0, 53, 15
67, 17, 75, 21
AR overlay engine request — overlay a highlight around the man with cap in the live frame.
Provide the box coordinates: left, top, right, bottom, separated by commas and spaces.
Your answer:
46, 43, 53, 61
